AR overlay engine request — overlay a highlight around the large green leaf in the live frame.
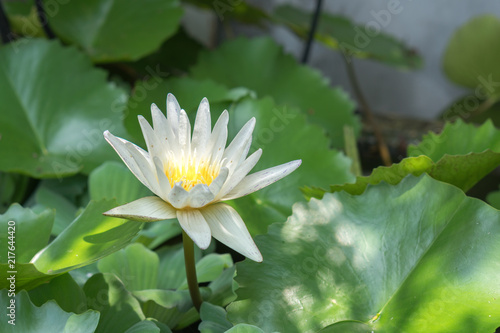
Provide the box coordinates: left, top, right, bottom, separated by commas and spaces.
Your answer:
226, 97, 354, 234
228, 175, 500, 332
84, 273, 145, 333
0, 290, 99, 333
89, 161, 152, 205
443, 15, 500, 96
0, 204, 54, 263
190, 37, 359, 147
32, 185, 78, 236
273, 5, 422, 69
32, 199, 143, 274
408, 119, 500, 161
98, 243, 159, 291
303, 152, 500, 199
45, 0, 183, 62
28, 273, 87, 314
0, 38, 128, 177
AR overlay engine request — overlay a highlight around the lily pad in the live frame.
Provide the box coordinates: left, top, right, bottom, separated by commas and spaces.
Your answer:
273, 5, 422, 69
228, 175, 500, 332
226, 97, 354, 234
0, 38, 128, 177
46, 0, 183, 62
190, 37, 359, 148
443, 15, 500, 96
0, 290, 99, 333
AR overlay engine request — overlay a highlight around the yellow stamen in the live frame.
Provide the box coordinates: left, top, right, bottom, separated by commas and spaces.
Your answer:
165, 151, 220, 191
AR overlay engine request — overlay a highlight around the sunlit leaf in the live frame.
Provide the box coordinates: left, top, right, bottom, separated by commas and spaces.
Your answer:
0, 38, 128, 177
32, 199, 143, 274
228, 175, 500, 332
45, 0, 183, 62
190, 37, 359, 147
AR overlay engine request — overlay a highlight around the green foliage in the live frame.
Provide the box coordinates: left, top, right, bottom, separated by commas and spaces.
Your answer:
303, 151, 500, 199
0, 39, 128, 177
408, 119, 500, 160
228, 175, 500, 332
190, 37, 359, 148
225, 97, 354, 234
273, 5, 422, 69
0, 290, 99, 333
1, 3, 499, 331
46, 0, 183, 62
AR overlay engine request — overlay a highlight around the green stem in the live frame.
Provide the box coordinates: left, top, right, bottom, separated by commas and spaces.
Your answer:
182, 230, 202, 312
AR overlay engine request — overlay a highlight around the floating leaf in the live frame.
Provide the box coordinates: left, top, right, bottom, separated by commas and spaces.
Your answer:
190, 37, 359, 147
0, 39, 128, 177
273, 5, 422, 69
0, 290, 99, 333
443, 15, 500, 96
228, 175, 500, 332
46, 0, 183, 62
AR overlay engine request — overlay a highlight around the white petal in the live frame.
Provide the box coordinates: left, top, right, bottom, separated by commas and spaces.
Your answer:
153, 157, 171, 200
191, 98, 211, 158
177, 209, 212, 249
217, 149, 262, 200
104, 131, 154, 193
125, 142, 161, 196
223, 117, 255, 164
103, 196, 176, 222
208, 167, 229, 197
168, 183, 190, 209
166, 93, 180, 137
151, 103, 175, 153
200, 203, 262, 262
138, 115, 163, 160
186, 184, 214, 208
205, 110, 228, 163
222, 159, 302, 201
178, 109, 191, 153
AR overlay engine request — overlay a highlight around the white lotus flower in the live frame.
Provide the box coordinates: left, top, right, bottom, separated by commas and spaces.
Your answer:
103, 94, 301, 262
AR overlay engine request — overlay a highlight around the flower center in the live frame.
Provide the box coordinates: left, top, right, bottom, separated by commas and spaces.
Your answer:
165, 152, 220, 191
